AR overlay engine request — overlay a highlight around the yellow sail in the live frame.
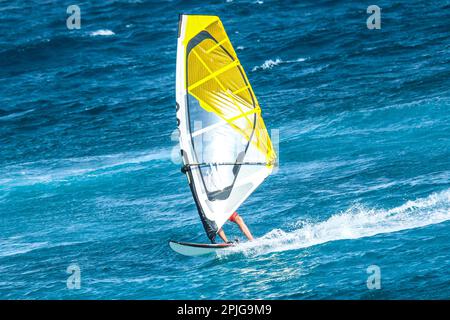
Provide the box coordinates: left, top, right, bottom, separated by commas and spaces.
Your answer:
181, 15, 276, 166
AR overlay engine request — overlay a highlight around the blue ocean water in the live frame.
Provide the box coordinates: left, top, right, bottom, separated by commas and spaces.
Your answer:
1, 0, 449, 299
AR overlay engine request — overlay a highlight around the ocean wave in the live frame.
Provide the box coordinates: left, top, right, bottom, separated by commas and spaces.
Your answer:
0, 148, 172, 188
90, 29, 115, 37
252, 57, 306, 71
0, 238, 89, 259
0, 109, 35, 121
219, 189, 450, 257
0, 239, 49, 258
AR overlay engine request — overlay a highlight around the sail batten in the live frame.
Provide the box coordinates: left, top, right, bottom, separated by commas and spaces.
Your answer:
176, 14, 276, 242
188, 60, 240, 91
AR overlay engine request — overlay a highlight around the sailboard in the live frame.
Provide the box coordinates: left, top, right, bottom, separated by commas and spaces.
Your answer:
171, 14, 277, 253
169, 240, 234, 256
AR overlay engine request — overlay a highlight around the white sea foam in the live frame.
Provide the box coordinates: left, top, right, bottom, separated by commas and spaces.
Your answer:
252, 57, 307, 71
0, 240, 49, 258
0, 239, 88, 258
90, 29, 115, 37
219, 189, 450, 257
253, 58, 282, 71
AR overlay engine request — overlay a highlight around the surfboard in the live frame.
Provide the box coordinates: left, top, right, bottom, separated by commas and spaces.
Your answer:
169, 240, 234, 256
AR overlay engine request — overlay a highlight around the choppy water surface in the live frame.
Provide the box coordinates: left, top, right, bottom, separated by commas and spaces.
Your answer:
0, 0, 449, 299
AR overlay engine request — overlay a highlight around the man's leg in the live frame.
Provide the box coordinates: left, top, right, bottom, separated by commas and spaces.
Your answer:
232, 214, 254, 241
217, 228, 229, 243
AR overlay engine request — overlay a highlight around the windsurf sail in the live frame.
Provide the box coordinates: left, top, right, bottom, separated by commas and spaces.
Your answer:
175, 14, 277, 242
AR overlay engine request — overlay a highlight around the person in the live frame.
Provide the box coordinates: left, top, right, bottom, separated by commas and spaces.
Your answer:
217, 211, 254, 243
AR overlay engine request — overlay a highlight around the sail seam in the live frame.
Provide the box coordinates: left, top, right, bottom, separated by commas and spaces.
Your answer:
227, 107, 261, 123
188, 60, 239, 91
191, 49, 254, 129
232, 85, 250, 95
206, 38, 229, 53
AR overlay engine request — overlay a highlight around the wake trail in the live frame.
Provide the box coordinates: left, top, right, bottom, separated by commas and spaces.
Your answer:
219, 189, 450, 257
